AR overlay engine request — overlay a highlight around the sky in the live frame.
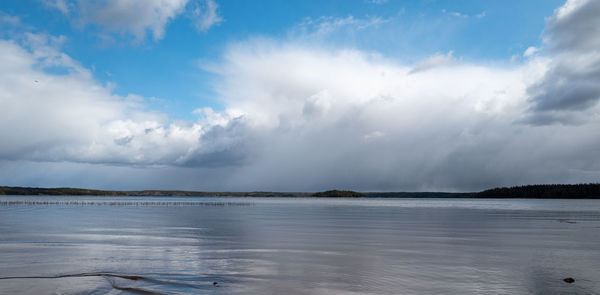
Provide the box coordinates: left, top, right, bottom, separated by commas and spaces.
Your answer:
0, 0, 599, 192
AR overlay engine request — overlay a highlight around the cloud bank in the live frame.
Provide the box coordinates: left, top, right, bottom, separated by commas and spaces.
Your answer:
1, 0, 600, 191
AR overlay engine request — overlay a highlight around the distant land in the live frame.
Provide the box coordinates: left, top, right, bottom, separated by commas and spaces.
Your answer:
1, 184, 600, 198
474, 184, 600, 199
0, 187, 474, 198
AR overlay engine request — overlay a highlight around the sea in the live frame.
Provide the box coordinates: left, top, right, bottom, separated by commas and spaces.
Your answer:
0, 196, 599, 294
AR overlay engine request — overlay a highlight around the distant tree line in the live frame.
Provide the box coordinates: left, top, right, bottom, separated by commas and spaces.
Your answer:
475, 184, 600, 199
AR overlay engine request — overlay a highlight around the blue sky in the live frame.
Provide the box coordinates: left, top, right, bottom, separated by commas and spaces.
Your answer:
1, 0, 599, 191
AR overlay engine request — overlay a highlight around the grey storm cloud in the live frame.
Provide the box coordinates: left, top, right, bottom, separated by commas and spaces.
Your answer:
544, 0, 600, 52
177, 117, 251, 168
525, 0, 600, 124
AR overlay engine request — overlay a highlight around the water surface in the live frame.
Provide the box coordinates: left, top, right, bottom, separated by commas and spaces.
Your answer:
0, 197, 599, 294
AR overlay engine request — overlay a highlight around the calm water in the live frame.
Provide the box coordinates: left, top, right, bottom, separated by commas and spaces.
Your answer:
0, 197, 599, 295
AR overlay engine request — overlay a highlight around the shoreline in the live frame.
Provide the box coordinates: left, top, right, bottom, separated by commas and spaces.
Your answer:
2, 185, 600, 199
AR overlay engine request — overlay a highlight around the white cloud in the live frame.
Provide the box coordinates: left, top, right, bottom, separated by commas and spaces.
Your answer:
523, 46, 539, 57
76, 0, 188, 41
201, 41, 560, 191
204, 40, 600, 191
0, 33, 244, 168
292, 15, 391, 39
442, 9, 468, 18
190, 0, 223, 32
365, 0, 389, 4
42, 0, 223, 42
42, 0, 72, 14
442, 9, 486, 19
554, 0, 589, 22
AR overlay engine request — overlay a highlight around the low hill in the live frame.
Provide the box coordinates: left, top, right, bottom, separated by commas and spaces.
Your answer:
311, 190, 365, 198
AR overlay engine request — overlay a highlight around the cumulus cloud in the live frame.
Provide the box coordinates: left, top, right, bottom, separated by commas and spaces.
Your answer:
76, 0, 188, 41
209, 42, 599, 191
525, 0, 600, 124
42, 0, 223, 42
200, 41, 592, 191
0, 33, 245, 168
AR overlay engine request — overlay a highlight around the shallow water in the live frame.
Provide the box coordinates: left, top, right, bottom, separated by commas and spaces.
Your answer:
0, 197, 599, 294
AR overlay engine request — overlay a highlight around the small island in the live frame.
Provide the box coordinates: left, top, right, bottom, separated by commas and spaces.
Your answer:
311, 190, 365, 198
